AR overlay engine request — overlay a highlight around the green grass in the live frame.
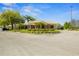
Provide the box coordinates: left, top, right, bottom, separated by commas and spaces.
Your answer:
11, 29, 60, 34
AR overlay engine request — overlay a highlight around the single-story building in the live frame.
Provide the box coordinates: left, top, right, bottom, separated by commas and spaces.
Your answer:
24, 20, 61, 29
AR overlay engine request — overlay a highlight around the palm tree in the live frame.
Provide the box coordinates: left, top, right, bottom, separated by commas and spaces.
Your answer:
24, 15, 36, 22
24, 15, 36, 29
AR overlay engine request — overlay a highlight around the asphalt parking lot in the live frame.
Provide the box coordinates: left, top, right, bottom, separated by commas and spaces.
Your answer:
0, 30, 79, 56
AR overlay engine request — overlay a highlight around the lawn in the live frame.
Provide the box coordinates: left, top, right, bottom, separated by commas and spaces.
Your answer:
11, 29, 60, 34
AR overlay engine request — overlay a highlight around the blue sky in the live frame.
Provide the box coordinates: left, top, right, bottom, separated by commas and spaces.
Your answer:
0, 3, 79, 24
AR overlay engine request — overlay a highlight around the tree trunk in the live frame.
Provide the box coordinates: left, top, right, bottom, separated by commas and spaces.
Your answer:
3, 25, 6, 28
11, 23, 13, 30
14, 23, 16, 30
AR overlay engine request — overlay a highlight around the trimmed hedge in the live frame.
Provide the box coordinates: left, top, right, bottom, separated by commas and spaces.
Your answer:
12, 29, 60, 34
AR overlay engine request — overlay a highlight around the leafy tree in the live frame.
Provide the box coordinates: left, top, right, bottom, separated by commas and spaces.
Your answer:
0, 13, 10, 28
0, 17, 9, 28
24, 15, 36, 22
33, 22, 47, 29
0, 10, 24, 29
64, 22, 72, 29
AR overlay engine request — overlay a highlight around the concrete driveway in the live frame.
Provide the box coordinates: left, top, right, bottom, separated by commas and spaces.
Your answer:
0, 31, 79, 56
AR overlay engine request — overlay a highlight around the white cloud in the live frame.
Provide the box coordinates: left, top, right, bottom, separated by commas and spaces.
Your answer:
2, 7, 13, 10
30, 12, 39, 16
21, 5, 42, 16
2, 3, 19, 12
2, 3, 16, 11
34, 9, 42, 13
2, 3, 15, 7
23, 6, 33, 13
